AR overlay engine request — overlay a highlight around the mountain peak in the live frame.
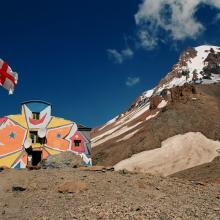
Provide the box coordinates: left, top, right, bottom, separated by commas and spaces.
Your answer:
92, 45, 220, 151
154, 45, 220, 94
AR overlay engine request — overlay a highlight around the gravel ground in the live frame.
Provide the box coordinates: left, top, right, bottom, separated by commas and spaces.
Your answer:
0, 168, 220, 220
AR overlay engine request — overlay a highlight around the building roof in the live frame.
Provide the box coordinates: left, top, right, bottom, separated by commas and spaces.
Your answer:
21, 100, 51, 106
77, 123, 92, 131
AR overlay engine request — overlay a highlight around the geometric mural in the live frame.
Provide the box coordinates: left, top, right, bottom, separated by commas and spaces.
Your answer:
0, 100, 92, 168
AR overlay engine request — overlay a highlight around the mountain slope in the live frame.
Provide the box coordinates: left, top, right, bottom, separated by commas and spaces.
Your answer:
91, 45, 220, 175
171, 156, 220, 182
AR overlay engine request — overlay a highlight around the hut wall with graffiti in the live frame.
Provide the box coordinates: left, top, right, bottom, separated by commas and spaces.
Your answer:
0, 100, 92, 168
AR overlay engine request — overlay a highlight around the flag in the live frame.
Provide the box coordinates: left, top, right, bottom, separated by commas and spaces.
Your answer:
0, 59, 18, 94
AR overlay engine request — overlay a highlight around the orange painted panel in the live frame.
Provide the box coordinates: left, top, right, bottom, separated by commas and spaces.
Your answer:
0, 120, 26, 156
46, 125, 72, 151
21, 152, 28, 165
42, 148, 50, 159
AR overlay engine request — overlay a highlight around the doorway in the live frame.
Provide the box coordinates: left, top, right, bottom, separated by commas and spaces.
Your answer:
31, 151, 42, 166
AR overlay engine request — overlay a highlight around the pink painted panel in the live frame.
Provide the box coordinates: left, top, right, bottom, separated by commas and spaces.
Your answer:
0, 117, 7, 125
70, 131, 85, 153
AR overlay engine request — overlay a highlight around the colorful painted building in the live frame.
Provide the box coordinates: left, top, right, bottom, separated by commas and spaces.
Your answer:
0, 100, 92, 168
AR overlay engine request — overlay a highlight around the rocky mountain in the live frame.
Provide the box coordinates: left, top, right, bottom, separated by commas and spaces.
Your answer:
91, 45, 220, 177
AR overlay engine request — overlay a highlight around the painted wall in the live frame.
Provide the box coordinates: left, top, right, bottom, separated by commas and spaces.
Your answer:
0, 101, 92, 168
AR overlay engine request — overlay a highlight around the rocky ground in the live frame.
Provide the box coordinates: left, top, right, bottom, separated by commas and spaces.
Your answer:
0, 167, 220, 220
171, 156, 220, 183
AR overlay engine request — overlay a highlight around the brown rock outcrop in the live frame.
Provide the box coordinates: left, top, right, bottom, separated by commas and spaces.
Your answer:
170, 84, 197, 103
149, 96, 163, 110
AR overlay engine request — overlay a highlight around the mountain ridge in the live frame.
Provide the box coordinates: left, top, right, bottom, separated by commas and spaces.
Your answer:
92, 45, 220, 142
91, 45, 220, 176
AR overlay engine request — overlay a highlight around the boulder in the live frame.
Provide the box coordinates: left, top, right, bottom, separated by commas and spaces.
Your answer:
39, 151, 84, 169
58, 181, 88, 193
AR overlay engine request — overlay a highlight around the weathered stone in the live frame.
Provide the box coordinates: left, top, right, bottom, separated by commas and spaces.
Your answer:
58, 181, 88, 193
39, 151, 84, 169
79, 166, 105, 171
12, 186, 26, 192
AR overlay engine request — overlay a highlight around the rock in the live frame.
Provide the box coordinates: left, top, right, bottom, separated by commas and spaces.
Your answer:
12, 186, 26, 192
39, 151, 84, 169
170, 84, 197, 103
118, 169, 130, 175
79, 166, 105, 171
79, 166, 114, 172
0, 166, 9, 172
26, 165, 41, 170
149, 96, 163, 110
159, 212, 171, 220
105, 166, 115, 171
137, 181, 146, 189
58, 181, 88, 193
214, 177, 220, 184
194, 181, 206, 186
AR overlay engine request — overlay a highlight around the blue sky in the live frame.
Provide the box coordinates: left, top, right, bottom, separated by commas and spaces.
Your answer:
0, 0, 220, 127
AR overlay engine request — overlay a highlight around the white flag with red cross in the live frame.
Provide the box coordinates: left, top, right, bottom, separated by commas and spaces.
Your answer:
0, 59, 18, 95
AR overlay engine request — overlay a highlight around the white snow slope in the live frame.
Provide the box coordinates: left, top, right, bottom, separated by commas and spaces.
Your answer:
114, 132, 220, 176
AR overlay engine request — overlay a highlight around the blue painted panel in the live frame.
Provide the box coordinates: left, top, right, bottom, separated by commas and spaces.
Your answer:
14, 162, 21, 169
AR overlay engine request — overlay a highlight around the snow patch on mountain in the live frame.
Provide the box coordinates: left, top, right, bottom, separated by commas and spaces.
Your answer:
98, 116, 117, 131
157, 76, 186, 93
158, 100, 168, 109
155, 45, 220, 93
116, 129, 140, 142
187, 45, 220, 79
142, 88, 154, 99
114, 132, 220, 176
92, 122, 142, 147
146, 111, 159, 121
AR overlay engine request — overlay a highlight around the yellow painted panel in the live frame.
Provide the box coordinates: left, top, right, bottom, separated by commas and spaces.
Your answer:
8, 114, 28, 128
47, 117, 73, 128
0, 151, 22, 168
44, 147, 62, 155
32, 143, 42, 149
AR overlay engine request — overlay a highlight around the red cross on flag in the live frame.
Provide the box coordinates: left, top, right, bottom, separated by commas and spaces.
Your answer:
0, 59, 18, 95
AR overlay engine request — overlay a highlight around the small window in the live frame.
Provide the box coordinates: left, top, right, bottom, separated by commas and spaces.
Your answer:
29, 131, 45, 144
74, 140, 81, 147
30, 132, 36, 143
32, 112, 40, 120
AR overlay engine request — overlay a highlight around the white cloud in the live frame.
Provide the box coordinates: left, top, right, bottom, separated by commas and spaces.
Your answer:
126, 77, 140, 87
107, 48, 134, 64
214, 13, 220, 22
137, 30, 158, 50
135, 0, 220, 49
